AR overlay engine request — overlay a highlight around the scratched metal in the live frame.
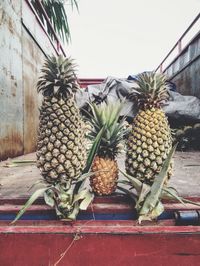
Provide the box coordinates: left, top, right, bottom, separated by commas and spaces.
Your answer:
0, 1, 58, 160
165, 33, 200, 98
22, 27, 45, 154
0, 0, 24, 161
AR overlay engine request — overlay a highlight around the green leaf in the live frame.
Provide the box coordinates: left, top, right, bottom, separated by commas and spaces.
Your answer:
117, 180, 133, 187
11, 188, 47, 224
135, 183, 151, 211
138, 144, 177, 220
31, 0, 79, 43
162, 187, 186, 205
119, 169, 143, 194
79, 191, 94, 210
162, 187, 200, 207
138, 201, 164, 224
83, 126, 105, 174
12, 160, 36, 164
28, 179, 46, 192
65, 202, 80, 221
44, 191, 55, 207
72, 188, 88, 204
117, 186, 137, 202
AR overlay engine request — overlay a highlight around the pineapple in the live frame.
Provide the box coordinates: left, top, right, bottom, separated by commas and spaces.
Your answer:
125, 72, 172, 185
89, 101, 127, 195
36, 55, 87, 189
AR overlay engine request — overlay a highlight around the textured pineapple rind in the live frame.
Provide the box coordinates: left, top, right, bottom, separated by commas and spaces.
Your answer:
36, 95, 87, 185
91, 156, 118, 196
125, 108, 172, 184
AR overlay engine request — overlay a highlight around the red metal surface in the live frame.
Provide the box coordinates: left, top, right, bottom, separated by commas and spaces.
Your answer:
1, 195, 200, 216
79, 78, 104, 88
0, 195, 200, 265
0, 221, 200, 266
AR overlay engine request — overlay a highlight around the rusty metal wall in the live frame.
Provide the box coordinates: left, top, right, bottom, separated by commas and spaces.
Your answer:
164, 33, 200, 98
0, 0, 57, 160
22, 28, 43, 154
0, 0, 24, 161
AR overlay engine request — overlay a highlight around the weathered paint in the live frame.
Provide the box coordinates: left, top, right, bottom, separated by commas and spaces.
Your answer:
0, 196, 200, 221
0, 0, 24, 160
164, 32, 200, 98
0, 228, 200, 266
0, 1, 60, 160
79, 78, 104, 88
0, 195, 200, 266
22, 28, 44, 154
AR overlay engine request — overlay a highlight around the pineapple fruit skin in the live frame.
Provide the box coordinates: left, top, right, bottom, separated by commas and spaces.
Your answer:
36, 95, 87, 185
91, 156, 118, 195
126, 107, 172, 185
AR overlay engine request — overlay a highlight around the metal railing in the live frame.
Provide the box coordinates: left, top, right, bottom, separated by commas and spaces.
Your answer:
25, 0, 66, 57
155, 12, 200, 73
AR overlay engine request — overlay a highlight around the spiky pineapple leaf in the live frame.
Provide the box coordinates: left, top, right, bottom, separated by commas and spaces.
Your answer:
162, 187, 186, 205
138, 144, 177, 221
31, 0, 79, 43
44, 190, 55, 207
83, 126, 105, 174
11, 188, 48, 224
79, 190, 94, 210
117, 180, 133, 187
135, 183, 151, 211
28, 179, 46, 192
138, 201, 164, 224
119, 169, 143, 194
12, 160, 36, 164
72, 188, 89, 204
162, 187, 200, 207
117, 186, 137, 202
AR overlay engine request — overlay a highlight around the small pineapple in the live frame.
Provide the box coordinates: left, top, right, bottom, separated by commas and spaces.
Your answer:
89, 101, 127, 195
125, 72, 172, 185
36, 55, 87, 189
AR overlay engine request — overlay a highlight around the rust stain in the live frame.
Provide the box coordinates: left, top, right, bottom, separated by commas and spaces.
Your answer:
24, 90, 38, 154
0, 7, 5, 26
11, 81, 17, 97
0, 131, 23, 161
8, 17, 14, 34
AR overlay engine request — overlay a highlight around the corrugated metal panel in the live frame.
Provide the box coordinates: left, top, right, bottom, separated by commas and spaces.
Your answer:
0, 0, 24, 160
0, 0, 60, 160
171, 59, 200, 97
165, 33, 200, 98
22, 27, 44, 154
21, 0, 57, 56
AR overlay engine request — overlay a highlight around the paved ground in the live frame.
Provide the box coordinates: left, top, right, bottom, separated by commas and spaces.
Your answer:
0, 152, 200, 198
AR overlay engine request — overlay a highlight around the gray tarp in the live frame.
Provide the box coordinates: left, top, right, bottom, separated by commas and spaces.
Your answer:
76, 76, 200, 121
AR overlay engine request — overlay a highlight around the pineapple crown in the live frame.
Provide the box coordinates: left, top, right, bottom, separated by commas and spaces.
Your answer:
130, 72, 170, 109
88, 100, 128, 159
37, 55, 80, 98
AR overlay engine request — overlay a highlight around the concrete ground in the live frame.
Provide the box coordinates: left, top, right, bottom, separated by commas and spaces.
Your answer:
0, 152, 200, 199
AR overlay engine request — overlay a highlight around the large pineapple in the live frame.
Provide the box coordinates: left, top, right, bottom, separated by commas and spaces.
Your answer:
89, 101, 127, 195
125, 72, 172, 185
36, 55, 87, 189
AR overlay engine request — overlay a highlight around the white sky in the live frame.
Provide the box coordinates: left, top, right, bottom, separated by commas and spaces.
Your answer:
66, 0, 200, 78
